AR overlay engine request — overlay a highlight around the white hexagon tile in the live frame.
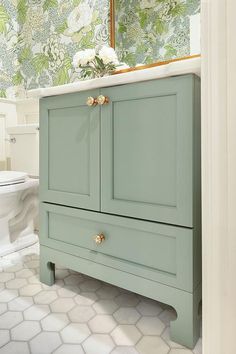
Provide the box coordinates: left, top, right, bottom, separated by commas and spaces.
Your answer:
0, 243, 202, 354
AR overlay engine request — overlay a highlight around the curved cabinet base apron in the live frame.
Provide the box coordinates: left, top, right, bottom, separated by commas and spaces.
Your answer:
40, 245, 201, 349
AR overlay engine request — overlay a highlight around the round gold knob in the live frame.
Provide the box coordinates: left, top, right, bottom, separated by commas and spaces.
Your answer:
86, 96, 97, 106
94, 233, 105, 245
96, 95, 109, 105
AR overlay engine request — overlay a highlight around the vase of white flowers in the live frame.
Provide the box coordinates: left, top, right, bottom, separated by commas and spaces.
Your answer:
73, 46, 119, 79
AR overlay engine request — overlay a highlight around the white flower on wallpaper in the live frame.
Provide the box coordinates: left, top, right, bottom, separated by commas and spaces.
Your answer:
42, 35, 65, 72
67, 2, 94, 35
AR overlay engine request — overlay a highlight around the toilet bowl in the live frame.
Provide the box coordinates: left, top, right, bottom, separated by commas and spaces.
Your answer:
0, 124, 39, 256
0, 171, 39, 256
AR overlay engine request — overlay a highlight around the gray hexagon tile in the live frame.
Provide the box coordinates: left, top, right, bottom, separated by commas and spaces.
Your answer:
169, 349, 194, 354
0, 311, 23, 329
15, 268, 36, 278
30, 332, 61, 354
24, 304, 51, 320
114, 307, 141, 324
137, 298, 164, 316
61, 323, 91, 343
19, 283, 42, 296
41, 313, 69, 331
136, 316, 165, 335
0, 303, 8, 315
0, 243, 202, 354
0, 289, 18, 302
68, 305, 95, 323
93, 299, 118, 314
74, 292, 98, 306
55, 269, 70, 280
0, 272, 14, 282
11, 321, 41, 341
89, 315, 117, 333
0, 329, 10, 347
0, 341, 30, 354
54, 344, 84, 354
111, 347, 140, 354
50, 297, 75, 313
64, 273, 84, 285
83, 334, 115, 354
115, 293, 140, 307
111, 325, 142, 346
96, 285, 120, 299
6, 277, 27, 289
34, 290, 58, 304
136, 336, 170, 354
57, 286, 79, 298
80, 279, 102, 292
8, 296, 33, 311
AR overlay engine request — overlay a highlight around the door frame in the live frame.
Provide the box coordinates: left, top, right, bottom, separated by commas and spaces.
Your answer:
201, 1, 236, 353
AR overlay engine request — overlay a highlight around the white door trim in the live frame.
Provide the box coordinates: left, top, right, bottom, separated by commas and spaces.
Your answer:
201, 1, 236, 353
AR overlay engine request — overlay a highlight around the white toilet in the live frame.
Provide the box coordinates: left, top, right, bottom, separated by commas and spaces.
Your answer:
0, 124, 39, 256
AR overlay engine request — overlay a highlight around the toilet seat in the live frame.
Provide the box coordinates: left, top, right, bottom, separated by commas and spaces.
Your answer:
0, 171, 28, 186
0, 173, 39, 195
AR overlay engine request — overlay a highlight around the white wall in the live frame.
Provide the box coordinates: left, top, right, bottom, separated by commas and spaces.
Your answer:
16, 98, 39, 124
0, 99, 17, 169
0, 97, 39, 170
201, 0, 236, 353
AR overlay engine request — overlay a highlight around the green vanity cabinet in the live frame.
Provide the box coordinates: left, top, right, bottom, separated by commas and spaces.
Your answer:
39, 74, 201, 349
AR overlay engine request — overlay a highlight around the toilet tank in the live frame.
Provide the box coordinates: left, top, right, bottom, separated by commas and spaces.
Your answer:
6, 124, 39, 177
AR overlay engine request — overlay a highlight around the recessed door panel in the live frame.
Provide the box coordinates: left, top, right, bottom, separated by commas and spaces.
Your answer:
101, 76, 198, 227
40, 90, 100, 210
113, 95, 177, 207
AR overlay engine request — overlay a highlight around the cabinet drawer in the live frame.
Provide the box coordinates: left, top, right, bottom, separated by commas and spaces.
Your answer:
40, 203, 199, 292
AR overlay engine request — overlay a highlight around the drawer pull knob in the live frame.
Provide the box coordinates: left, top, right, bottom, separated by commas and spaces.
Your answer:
96, 95, 109, 105
86, 96, 97, 106
94, 233, 105, 245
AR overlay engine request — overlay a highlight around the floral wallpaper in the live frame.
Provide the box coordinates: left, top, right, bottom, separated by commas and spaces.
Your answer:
17, 0, 109, 92
115, 0, 200, 67
0, 0, 19, 98
0, 0, 200, 98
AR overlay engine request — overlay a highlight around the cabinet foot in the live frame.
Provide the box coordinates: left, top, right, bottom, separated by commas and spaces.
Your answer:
40, 257, 55, 286
170, 285, 201, 349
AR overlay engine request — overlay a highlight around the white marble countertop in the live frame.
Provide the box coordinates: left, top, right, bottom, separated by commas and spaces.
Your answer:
27, 57, 201, 99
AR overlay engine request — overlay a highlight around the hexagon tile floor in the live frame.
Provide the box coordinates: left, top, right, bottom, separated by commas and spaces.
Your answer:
0, 243, 202, 354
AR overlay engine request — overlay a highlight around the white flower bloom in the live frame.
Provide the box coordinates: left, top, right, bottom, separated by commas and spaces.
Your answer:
98, 46, 119, 65
140, 0, 156, 10
67, 2, 93, 35
73, 49, 96, 67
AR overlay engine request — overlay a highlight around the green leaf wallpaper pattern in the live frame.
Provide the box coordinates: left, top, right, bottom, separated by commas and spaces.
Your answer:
0, 0, 200, 98
0, 0, 19, 98
115, 0, 200, 67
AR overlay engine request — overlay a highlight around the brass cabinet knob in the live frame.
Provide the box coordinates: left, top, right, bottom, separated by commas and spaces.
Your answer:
96, 95, 109, 105
94, 233, 105, 245
86, 96, 97, 106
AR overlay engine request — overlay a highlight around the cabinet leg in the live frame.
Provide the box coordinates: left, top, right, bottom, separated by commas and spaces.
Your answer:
170, 285, 201, 349
40, 258, 55, 286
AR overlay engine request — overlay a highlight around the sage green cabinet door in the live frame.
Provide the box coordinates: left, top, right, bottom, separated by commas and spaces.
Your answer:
101, 75, 200, 227
40, 90, 100, 210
